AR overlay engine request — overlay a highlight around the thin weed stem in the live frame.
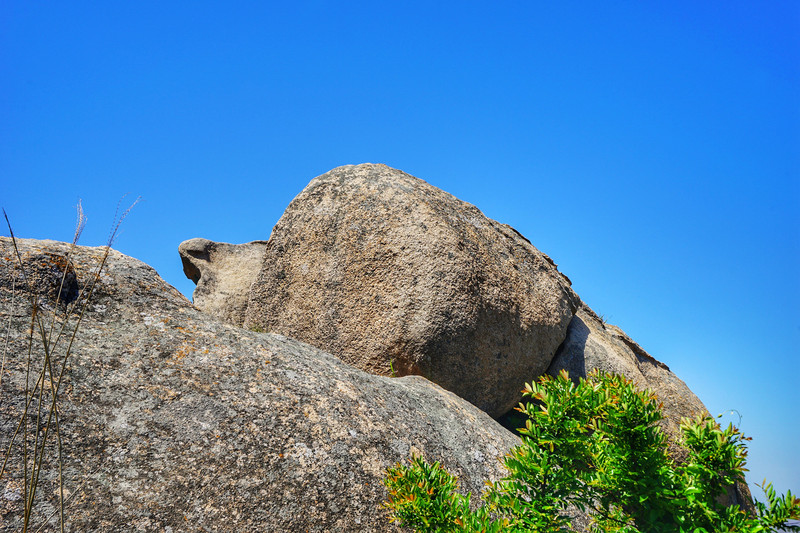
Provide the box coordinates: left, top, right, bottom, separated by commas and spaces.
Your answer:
0, 197, 138, 532
0, 270, 16, 392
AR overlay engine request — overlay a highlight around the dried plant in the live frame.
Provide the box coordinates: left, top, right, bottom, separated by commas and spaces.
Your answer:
1, 197, 138, 532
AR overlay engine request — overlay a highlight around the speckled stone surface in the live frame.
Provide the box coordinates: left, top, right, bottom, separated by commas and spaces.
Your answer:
241, 163, 579, 418
0, 238, 519, 532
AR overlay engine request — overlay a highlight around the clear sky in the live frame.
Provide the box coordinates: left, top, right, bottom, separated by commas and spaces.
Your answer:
2, 2, 798, 499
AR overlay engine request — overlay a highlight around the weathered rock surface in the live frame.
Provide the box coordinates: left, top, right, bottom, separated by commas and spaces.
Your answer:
177, 164, 732, 478
178, 238, 268, 325
241, 163, 580, 418
0, 237, 519, 532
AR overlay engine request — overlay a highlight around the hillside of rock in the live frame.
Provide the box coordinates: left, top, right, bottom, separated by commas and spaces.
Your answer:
0, 237, 518, 532
1, 164, 751, 531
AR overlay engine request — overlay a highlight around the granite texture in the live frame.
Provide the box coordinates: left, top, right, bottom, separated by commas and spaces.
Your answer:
0, 237, 519, 532
179, 238, 268, 325
242, 163, 580, 417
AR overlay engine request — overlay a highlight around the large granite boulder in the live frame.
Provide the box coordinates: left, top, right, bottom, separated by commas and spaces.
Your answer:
177, 165, 723, 462
239, 163, 580, 418
0, 237, 518, 532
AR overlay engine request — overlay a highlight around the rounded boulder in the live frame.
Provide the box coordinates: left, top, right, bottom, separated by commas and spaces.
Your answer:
244, 164, 579, 417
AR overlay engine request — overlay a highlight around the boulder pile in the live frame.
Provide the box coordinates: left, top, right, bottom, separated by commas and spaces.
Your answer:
1, 164, 743, 531
181, 164, 705, 428
0, 238, 517, 531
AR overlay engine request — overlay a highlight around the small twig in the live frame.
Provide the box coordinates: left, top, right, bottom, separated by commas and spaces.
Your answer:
0, 268, 17, 392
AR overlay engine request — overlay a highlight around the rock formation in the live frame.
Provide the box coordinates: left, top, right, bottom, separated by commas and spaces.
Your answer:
183, 163, 580, 418
177, 162, 726, 439
1, 164, 753, 530
178, 164, 758, 507
179, 238, 268, 325
0, 237, 518, 531
178, 163, 718, 436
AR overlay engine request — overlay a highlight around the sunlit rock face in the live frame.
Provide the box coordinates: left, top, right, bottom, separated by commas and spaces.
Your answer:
0, 237, 518, 532
241, 163, 579, 418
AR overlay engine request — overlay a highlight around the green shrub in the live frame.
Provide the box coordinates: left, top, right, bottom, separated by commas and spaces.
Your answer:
384, 370, 800, 532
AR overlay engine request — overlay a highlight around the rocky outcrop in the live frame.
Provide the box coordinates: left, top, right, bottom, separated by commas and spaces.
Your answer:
178, 238, 268, 325
0, 237, 518, 532
240, 163, 580, 418
178, 164, 717, 448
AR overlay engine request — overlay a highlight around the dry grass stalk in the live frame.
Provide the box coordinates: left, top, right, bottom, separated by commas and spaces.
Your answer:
1, 197, 138, 532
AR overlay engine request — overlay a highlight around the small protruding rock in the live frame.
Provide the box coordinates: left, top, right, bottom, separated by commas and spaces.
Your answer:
179, 237, 268, 325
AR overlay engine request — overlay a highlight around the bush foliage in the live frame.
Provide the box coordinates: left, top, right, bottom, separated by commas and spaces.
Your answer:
384, 370, 799, 532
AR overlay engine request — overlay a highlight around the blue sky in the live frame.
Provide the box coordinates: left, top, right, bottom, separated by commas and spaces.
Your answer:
2, 2, 798, 498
